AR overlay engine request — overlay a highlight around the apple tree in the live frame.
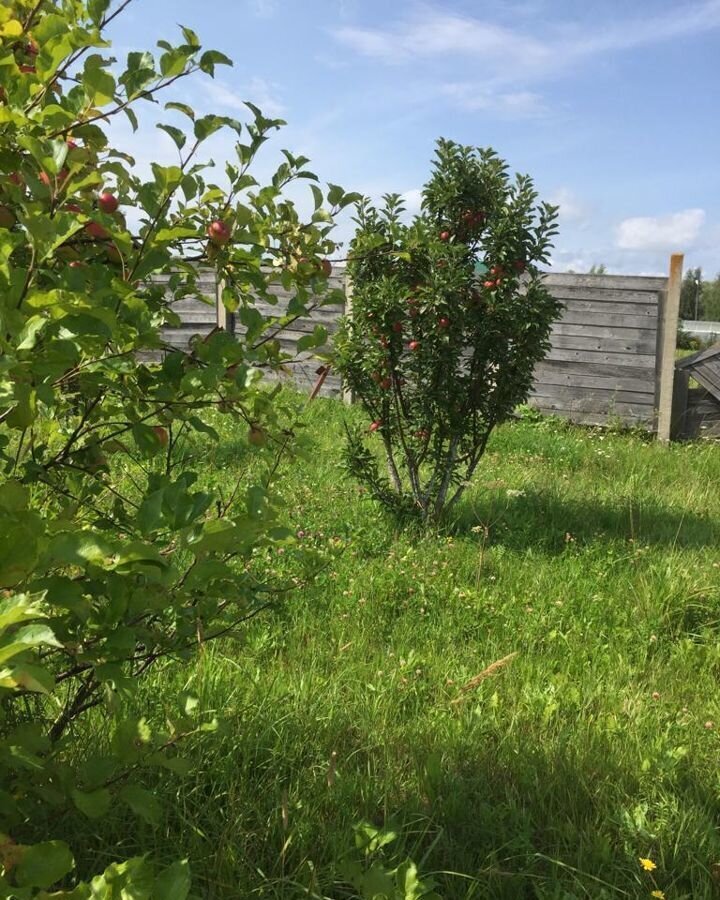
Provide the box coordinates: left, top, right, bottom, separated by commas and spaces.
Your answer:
334, 140, 560, 522
0, 0, 356, 895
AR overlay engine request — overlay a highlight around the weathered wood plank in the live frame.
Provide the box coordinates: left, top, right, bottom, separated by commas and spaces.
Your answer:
534, 359, 656, 382
531, 384, 655, 406
545, 347, 657, 368
558, 309, 658, 329
558, 296, 659, 314
528, 404, 655, 428
551, 322, 657, 342
529, 395, 656, 417
544, 273, 667, 292
550, 334, 658, 354
533, 367, 655, 394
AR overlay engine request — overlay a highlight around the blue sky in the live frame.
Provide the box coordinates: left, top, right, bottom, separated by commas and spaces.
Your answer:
110, 0, 720, 276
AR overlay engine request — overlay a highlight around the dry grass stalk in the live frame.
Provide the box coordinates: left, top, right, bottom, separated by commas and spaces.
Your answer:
450, 652, 519, 705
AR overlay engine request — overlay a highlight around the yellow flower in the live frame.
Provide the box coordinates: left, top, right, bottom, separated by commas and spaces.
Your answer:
651, 892, 665, 899
639, 858, 657, 872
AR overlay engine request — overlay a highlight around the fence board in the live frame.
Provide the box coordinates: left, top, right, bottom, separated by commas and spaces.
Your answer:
531, 384, 655, 406
544, 273, 667, 292
551, 322, 657, 342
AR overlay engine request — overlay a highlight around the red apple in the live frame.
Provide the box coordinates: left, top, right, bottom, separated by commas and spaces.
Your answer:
68, 260, 85, 268
483, 280, 496, 289
494, 278, 502, 288
0, 205, 16, 229
320, 258, 332, 277
19, 64, 36, 74
85, 220, 109, 240
66, 139, 78, 151
26, 40, 39, 56
207, 219, 231, 246
8, 172, 23, 186
439, 230, 450, 241
39, 171, 51, 187
513, 260, 526, 273
65, 203, 81, 214
152, 425, 169, 447
391, 321, 403, 333
369, 420, 382, 433
380, 377, 392, 390
415, 429, 430, 440
408, 340, 420, 351
98, 191, 118, 214
490, 265, 503, 277
438, 317, 450, 329
248, 424, 266, 446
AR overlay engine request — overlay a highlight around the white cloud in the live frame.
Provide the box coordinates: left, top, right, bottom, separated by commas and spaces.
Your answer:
439, 84, 545, 117
616, 209, 706, 251
400, 188, 423, 217
203, 77, 286, 118
331, 2, 720, 81
548, 187, 591, 223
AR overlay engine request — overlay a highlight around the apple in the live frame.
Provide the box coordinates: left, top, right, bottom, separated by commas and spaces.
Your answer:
19, 64, 36, 74
105, 242, 123, 265
483, 280, 496, 289
494, 278, 502, 288
85, 221, 110, 240
379, 336, 389, 348
68, 260, 85, 268
408, 340, 420, 351
64, 203, 81, 214
369, 420, 382, 432
438, 317, 450, 329
39, 171, 51, 187
152, 425, 169, 447
248, 424, 266, 446
0, 205, 16, 229
513, 260, 526, 273
490, 265, 503, 277
207, 219, 231, 246
391, 321, 403, 333
8, 172, 23, 186
26, 40, 39, 56
414, 429, 430, 440
98, 191, 118, 214
320, 258, 332, 277
380, 377, 392, 390
439, 230, 450, 241
66, 139, 78, 151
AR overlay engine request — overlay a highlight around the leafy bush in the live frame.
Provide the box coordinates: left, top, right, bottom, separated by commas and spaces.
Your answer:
0, 1, 356, 895
334, 140, 560, 522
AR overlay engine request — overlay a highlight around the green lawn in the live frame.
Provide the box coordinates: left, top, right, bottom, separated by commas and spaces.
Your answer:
71, 398, 720, 898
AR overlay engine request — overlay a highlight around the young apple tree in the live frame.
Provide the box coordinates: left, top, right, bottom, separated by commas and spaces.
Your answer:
335, 140, 560, 522
0, 0, 355, 894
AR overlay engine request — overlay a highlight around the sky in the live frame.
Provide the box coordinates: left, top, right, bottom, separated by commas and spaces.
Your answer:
108, 0, 720, 276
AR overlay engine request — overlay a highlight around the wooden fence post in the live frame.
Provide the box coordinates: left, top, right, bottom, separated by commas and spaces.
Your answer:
216, 276, 230, 333
656, 253, 684, 442
341, 269, 353, 405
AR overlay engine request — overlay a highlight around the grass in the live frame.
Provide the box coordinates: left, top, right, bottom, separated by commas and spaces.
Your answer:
69, 397, 720, 898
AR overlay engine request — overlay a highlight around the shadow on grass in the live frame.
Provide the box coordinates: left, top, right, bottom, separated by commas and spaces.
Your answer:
393, 734, 720, 900
452, 488, 718, 552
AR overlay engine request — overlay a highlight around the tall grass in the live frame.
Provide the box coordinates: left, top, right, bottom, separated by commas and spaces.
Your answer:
67, 397, 720, 898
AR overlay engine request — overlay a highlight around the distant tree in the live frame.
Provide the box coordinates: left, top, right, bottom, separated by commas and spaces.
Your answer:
680, 266, 704, 320
588, 263, 607, 274
702, 274, 720, 322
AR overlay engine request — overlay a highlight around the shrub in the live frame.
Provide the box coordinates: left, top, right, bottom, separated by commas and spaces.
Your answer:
0, 1, 355, 894
334, 140, 560, 522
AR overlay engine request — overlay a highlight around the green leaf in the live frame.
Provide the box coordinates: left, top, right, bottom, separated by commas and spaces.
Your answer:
0, 592, 47, 631
71, 787, 112, 819
154, 859, 191, 900
0, 624, 62, 666
157, 123, 186, 151
15, 841, 74, 889
88, 0, 111, 24
82, 54, 117, 106
119, 784, 162, 825
180, 25, 201, 49
198, 50, 233, 75
165, 101, 195, 121
16, 314, 46, 350
0, 663, 55, 694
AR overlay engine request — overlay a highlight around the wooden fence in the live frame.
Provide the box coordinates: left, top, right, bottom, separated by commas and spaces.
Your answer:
158, 256, 683, 438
